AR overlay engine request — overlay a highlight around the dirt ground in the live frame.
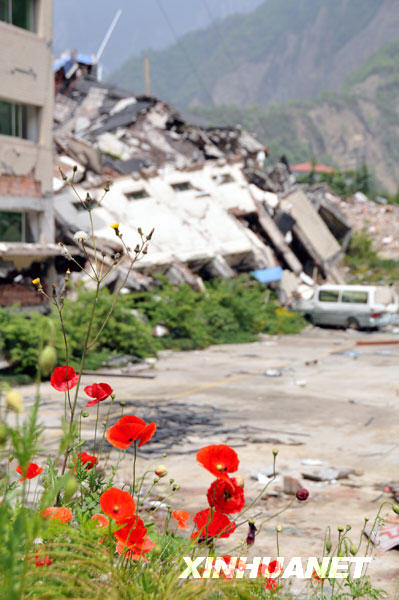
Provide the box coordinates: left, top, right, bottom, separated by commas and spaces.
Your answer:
19, 326, 399, 596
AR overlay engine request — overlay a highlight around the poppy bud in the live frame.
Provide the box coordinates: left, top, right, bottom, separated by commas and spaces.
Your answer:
38, 345, 57, 377
325, 540, 332, 553
154, 465, 167, 478
162, 453, 167, 458
346, 524, 352, 531
364, 517, 369, 522
235, 474, 244, 488
5, 390, 23, 413
246, 520, 257, 545
276, 524, 282, 532
102, 421, 107, 427
338, 526, 344, 532
350, 544, 358, 556
169, 479, 174, 484
0, 422, 8, 446
172, 484, 180, 491
272, 449, 279, 456
64, 475, 78, 502
393, 504, 399, 515
73, 165, 78, 173
296, 488, 309, 501
81, 410, 89, 418
111, 393, 116, 400
119, 401, 126, 407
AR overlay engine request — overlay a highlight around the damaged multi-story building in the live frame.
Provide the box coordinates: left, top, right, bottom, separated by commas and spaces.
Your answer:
0, 0, 59, 307
53, 56, 352, 301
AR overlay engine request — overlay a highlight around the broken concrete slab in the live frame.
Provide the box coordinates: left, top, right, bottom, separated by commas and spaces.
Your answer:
302, 467, 357, 481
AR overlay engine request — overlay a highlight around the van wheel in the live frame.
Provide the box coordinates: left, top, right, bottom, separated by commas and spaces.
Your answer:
347, 317, 359, 330
304, 314, 313, 325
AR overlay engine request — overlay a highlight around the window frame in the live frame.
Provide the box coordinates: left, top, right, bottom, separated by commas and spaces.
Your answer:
0, 0, 36, 32
318, 289, 340, 303
0, 99, 39, 141
0, 210, 26, 242
341, 290, 369, 305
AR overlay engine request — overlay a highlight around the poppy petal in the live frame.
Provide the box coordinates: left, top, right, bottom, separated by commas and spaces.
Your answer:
138, 422, 156, 447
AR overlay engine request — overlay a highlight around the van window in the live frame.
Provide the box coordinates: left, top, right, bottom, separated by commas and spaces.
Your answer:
319, 290, 339, 302
342, 290, 368, 304
375, 287, 394, 305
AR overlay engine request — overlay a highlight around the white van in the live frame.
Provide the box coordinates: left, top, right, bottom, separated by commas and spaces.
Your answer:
294, 284, 398, 329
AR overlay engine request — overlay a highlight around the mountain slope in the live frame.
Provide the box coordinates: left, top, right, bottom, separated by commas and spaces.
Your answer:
109, 0, 399, 108
53, 0, 262, 76
193, 41, 399, 194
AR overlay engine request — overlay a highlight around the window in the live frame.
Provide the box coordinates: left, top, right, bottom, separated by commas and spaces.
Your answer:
342, 290, 368, 304
0, 0, 35, 31
171, 181, 193, 192
126, 189, 149, 200
0, 211, 25, 242
319, 290, 339, 303
212, 173, 235, 185
0, 100, 39, 141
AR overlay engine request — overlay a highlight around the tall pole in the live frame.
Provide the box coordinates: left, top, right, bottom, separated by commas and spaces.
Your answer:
96, 9, 122, 63
144, 56, 150, 96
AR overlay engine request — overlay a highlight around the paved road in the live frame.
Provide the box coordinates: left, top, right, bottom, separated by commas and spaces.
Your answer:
18, 326, 399, 594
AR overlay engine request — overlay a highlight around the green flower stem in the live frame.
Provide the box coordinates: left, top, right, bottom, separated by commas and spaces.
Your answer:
132, 441, 137, 496
99, 395, 115, 456
93, 401, 100, 454
60, 280, 100, 475
256, 497, 295, 535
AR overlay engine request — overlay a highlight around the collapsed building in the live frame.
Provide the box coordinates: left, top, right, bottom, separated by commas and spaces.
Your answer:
51, 61, 352, 303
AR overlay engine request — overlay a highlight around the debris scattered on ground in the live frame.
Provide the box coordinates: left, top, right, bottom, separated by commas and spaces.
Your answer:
302, 467, 358, 482
364, 523, 399, 552
265, 369, 282, 377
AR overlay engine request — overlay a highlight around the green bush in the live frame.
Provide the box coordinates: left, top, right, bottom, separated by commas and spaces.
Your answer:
346, 231, 399, 282
0, 277, 305, 376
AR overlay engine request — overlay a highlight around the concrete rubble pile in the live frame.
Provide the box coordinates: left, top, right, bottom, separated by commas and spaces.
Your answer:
53, 65, 352, 302
317, 189, 399, 259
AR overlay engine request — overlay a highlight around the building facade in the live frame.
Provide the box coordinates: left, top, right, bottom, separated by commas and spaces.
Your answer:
0, 0, 57, 305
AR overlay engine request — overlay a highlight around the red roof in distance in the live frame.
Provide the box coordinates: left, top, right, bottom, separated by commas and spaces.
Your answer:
291, 162, 335, 173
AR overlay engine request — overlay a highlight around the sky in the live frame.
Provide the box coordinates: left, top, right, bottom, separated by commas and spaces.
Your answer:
53, 0, 263, 76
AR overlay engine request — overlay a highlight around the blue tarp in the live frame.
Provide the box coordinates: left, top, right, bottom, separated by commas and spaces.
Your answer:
54, 53, 95, 71
251, 266, 283, 284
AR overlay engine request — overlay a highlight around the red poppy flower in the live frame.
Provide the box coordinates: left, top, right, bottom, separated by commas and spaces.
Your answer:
16, 462, 43, 481
196, 445, 239, 477
50, 366, 79, 392
207, 476, 245, 514
91, 513, 109, 528
106, 415, 156, 450
191, 508, 236, 541
76, 452, 98, 470
116, 536, 155, 561
260, 560, 282, 577
100, 487, 135, 523
34, 553, 54, 567
84, 383, 113, 407
114, 516, 147, 547
173, 509, 190, 529
265, 578, 278, 590
42, 506, 73, 523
